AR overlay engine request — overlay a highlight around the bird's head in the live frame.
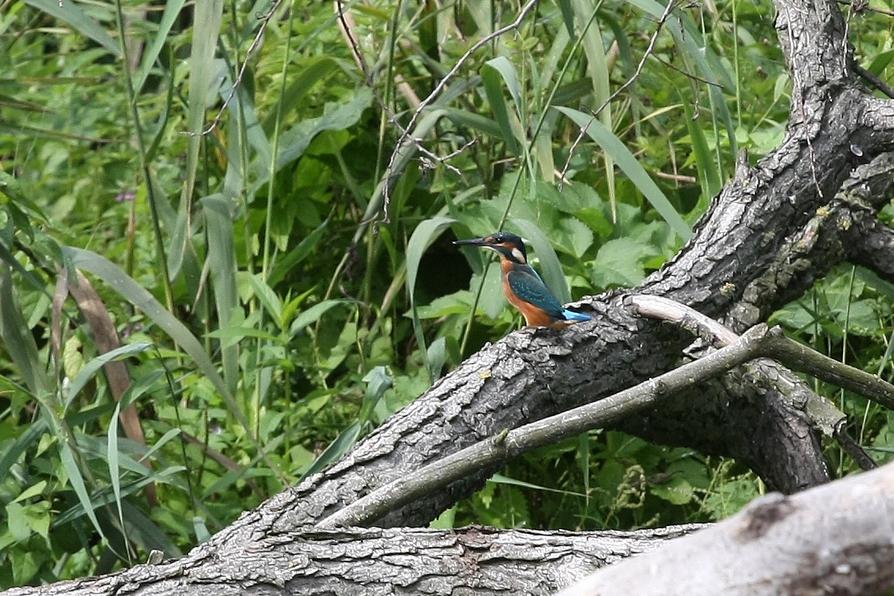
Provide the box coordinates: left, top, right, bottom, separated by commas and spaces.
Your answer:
454, 232, 527, 264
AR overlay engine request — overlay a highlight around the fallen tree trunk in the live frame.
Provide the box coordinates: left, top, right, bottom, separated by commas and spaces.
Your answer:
2, 526, 700, 595
559, 461, 894, 596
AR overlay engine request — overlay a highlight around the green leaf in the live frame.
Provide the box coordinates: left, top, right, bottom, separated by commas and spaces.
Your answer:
6, 502, 29, 541
358, 366, 392, 423
489, 473, 586, 498
138, 428, 182, 465
268, 218, 329, 286
0, 420, 47, 481
572, 0, 616, 214
407, 216, 457, 310
289, 300, 347, 336
509, 218, 571, 305
0, 265, 48, 396
107, 402, 126, 551
556, 106, 691, 240
301, 421, 361, 479
428, 507, 456, 530
442, 108, 503, 138
558, 218, 594, 259
482, 57, 523, 155
62, 247, 255, 446
263, 57, 339, 132
651, 475, 695, 505
65, 342, 152, 410
407, 216, 456, 377
13, 481, 47, 504
184, 0, 224, 201
253, 88, 373, 192
59, 442, 106, 541
682, 96, 722, 203
247, 272, 283, 325
133, 0, 186, 94
591, 238, 651, 288
24, 0, 120, 56
202, 196, 239, 390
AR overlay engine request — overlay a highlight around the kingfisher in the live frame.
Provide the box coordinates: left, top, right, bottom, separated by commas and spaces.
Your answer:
454, 232, 591, 328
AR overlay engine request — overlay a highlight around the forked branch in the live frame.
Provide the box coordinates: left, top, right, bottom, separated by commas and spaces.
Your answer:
320, 305, 894, 528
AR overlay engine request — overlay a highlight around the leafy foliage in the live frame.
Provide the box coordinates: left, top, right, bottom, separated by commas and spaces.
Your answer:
0, 0, 892, 587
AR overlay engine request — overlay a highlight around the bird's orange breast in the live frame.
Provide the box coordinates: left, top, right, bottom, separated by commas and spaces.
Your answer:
500, 260, 557, 327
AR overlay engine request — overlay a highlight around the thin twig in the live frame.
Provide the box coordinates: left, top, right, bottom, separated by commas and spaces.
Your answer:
856, 63, 894, 99
189, 1, 283, 137
557, 0, 678, 185
833, 420, 877, 471
335, 1, 475, 191
378, 0, 540, 222
336, 0, 372, 86
837, 0, 894, 18
655, 171, 697, 184
650, 53, 722, 88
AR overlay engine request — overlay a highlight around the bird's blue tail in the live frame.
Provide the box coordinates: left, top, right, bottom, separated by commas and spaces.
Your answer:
561, 308, 591, 322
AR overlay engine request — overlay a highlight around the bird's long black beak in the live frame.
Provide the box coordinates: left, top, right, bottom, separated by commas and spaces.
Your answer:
453, 237, 490, 247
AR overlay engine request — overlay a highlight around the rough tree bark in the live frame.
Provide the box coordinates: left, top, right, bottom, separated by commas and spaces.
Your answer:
8, 0, 894, 592
3, 527, 699, 595
559, 461, 894, 596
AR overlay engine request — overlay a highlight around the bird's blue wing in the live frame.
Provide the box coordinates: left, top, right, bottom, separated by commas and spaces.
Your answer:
507, 267, 565, 319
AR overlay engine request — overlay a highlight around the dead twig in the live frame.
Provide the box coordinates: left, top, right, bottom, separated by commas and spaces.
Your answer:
378, 0, 540, 223
558, 0, 679, 185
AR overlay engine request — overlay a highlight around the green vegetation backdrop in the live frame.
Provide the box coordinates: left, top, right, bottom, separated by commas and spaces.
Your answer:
1, 0, 893, 587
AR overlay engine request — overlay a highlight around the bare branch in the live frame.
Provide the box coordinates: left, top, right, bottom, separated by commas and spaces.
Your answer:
320, 325, 775, 528
630, 296, 894, 412
1, 525, 702, 596
627, 294, 739, 346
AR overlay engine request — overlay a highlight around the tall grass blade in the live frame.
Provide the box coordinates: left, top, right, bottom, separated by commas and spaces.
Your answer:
202, 196, 239, 391
62, 248, 257, 445
406, 216, 455, 379
64, 343, 152, 411
59, 442, 107, 542
0, 265, 48, 395
482, 57, 524, 155
171, 0, 224, 278
573, 0, 616, 219
557, 106, 691, 240
682, 96, 722, 202
106, 402, 129, 562
134, 0, 186, 94
24, 0, 120, 56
